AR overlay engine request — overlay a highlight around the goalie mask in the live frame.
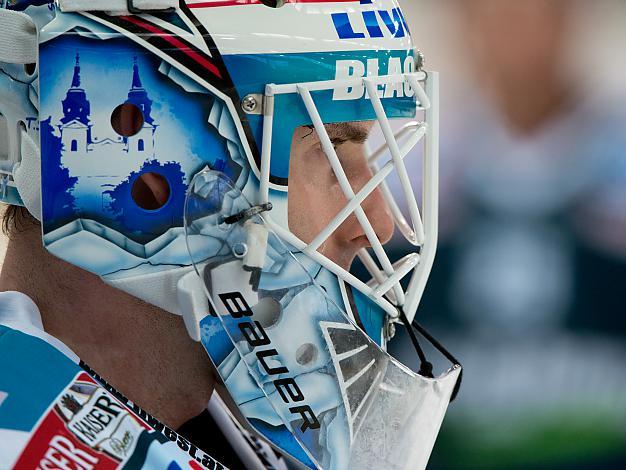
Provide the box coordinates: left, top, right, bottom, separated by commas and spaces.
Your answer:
0, 1, 461, 469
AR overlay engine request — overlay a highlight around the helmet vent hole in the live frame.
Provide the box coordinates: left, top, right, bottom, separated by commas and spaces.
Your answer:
24, 63, 36, 76
259, 0, 285, 8
253, 297, 282, 328
131, 172, 170, 211
111, 103, 144, 137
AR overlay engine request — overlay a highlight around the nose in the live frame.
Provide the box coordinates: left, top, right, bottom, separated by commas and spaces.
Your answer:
362, 183, 395, 246
348, 156, 394, 246
341, 146, 395, 250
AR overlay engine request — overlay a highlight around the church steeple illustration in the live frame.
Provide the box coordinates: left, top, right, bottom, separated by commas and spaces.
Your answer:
59, 52, 159, 180
71, 53, 81, 87
59, 53, 92, 154
61, 54, 91, 126
131, 56, 143, 89
126, 57, 154, 124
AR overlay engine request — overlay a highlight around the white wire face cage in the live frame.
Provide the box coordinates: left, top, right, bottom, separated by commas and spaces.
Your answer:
257, 70, 439, 327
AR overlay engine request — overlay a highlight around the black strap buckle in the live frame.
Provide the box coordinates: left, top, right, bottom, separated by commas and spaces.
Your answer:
222, 203, 273, 225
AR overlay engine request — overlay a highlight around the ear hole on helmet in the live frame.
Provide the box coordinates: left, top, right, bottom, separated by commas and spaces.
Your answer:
24, 63, 36, 76
259, 0, 285, 8
111, 103, 144, 137
131, 172, 170, 211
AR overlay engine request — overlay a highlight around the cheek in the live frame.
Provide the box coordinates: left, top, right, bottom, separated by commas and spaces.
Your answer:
288, 151, 347, 243
288, 152, 323, 240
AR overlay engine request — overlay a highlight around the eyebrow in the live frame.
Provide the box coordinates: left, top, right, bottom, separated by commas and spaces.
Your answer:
303, 123, 371, 145
325, 123, 370, 145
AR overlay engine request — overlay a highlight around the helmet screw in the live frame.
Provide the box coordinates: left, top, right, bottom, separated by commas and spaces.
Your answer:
242, 95, 260, 114
385, 318, 397, 341
416, 50, 426, 71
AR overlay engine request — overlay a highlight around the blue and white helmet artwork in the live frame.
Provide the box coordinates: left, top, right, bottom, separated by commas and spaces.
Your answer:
0, 0, 461, 468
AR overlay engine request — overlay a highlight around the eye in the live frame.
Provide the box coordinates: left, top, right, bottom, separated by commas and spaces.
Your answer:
331, 138, 347, 150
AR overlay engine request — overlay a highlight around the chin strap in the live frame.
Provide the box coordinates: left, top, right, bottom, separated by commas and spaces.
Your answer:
13, 129, 41, 220
0, 7, 41, 219
0, 8, 37, 64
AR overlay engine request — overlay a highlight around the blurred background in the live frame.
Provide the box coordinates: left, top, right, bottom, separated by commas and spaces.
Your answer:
392, 1, 626, 469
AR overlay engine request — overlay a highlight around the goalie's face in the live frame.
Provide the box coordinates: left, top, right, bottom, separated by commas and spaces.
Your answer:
288, 122, 395, 270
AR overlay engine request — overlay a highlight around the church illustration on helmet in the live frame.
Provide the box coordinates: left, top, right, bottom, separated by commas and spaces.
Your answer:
41, 45, 225, 239
58, 53, 158, 180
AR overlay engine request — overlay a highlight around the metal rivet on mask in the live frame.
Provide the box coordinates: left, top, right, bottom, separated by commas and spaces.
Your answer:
241, 94, 262, 114
296, 343, 318, 366
232, 242, 248, 258
385, 318, 397, 341
416, 50, 426, 71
